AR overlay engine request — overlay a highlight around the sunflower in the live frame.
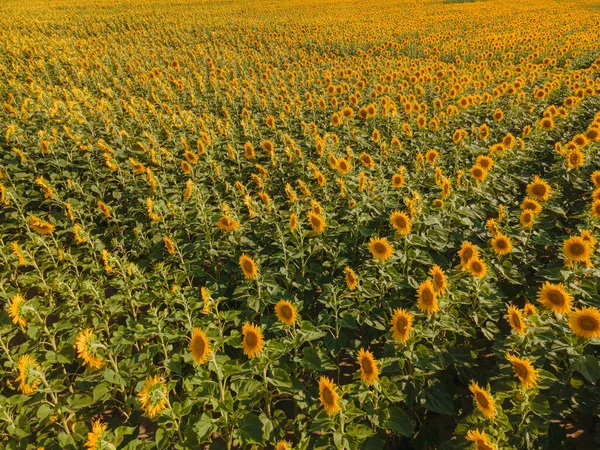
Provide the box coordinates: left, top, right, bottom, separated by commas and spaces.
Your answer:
566, 149, 584, 168
8, 293, 27, 327
486, 218, 498, 236
523, 302, 537, 317
467, 256, 487, 278
526, 176, 551, 201
537, 282, 572, 314
507, 305, 526, 335
368, 237, 394, 260
505, 353, 538, 389
476, 155, 493, 171
359, 152, 375, 169
417, 279, 439, 314
469, 164, 487, 182
592, 200, 600, 218
425, 149, 439, 166
138, 375, 168, 418
344, 266, 358, 290
242, 322, 264, 359
466, 429, 495, 450
563, 236, 591, 263
429, 265, 447, 294
239, 254, 258, 280
307, 212, 326, 234
28, 215, 55, 235
16, 354, 41, 395
390, 308, 413, 343
520, 197, 542, 213
275, 300, 297, 326
491, 233, 512, 255
318, 376, 341, 416
76, 329, 104, 370
289, 213, 298, 232
569, 307, 600, 340
591, 170, 600, 188
357, 348, 379, 385
337, 158, 350, 174
391, 173, 404, 188
85, 419, 108, 449
275, 441, 290, 450
390, 211, 411, 235
458, 241, 479, 268
190, 328, 211, 365
244, 142, 255, 159
469, 382, 496, 419
216, 215, 240, 233
520, 210, 535, 227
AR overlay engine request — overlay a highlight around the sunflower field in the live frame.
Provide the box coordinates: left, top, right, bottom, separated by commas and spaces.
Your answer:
1, 0, 600, 448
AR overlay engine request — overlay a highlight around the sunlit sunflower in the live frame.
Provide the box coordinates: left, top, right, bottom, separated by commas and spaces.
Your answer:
392, 173, 405, 188
476, 155, 494, 171
275, 441, 291, 450
16, 354, 41, 395
275, 300, 297, 326
520, 210, 535, 227
523, 302, 537, 317
537, 282, 572, 314
85, 419, 108, 449
592, 200, 600, 219
458, 241, 479, 268
289, 213, 298, 232
76, 329, 104, 370
469, 382, 496, 419
505, 353, 538, 389
507, 305, 526, 335
239, 254, 258, 280
568, 307, 600, 340
491, 233, 512, 255
8, 293, 27, 327
357, 348, 379, 385
368, 237, 394, 260
467, 256, 487, 278
526, 176, 551, 201
319, 376, 341, 416
390, 211, 411, 235
520, 197, 542, 213
190, 328, 211, 365
138, 375, 168, 418
390, 308, 414, 343
242, 322, 264, 359
563, 236, 591, 263
429, 265, 447, 294
216, 215, 240, 233
566, 149, 584, 168
591, 170, 600, 188
417, 279, 439, 314
337, 158, 350, 174
28, 215, 55, 235
344, 266, 358, 290
466, 429, 495, 450
307, 211, 326, 234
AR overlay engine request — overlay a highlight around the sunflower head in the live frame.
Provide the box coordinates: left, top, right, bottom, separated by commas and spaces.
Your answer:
527, 176, 551, 201
429, 265, 447, 294
520, 197, 542, 213
275, 300, 297, 326
491, 233, 512, 255
344, 266, 358, 290
368, 237, 394, 260
84, 419, 108, 449
469, 382, 496, 419
390, 308, 414, 343
505, 353, 538, 389
417, 279, 439, 314
467, 256, 487, 278
190, 328, 211, 365
318, 376, 341, 416
138, 375, 168, 418
76, 329, 104, 370
563, 235, 591, 263
520, 210, 535, 227
8, 293, 27, 327
466, 429, 495, 450
307, 212, 326, 234
458, 241, 479, 268
16, 354, 41, 395
357, 348, 379, 385
239, 254, 258, 280
537, 282, 572, 315
469, 164, 487, 182
507, 305, 526, 335
569, 307, 600, 340
390, 211, 411, 235
242, 322, 264, 359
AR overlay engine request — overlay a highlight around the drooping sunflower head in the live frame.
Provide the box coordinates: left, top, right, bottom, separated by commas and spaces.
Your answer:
357, 348, 379, 385
467, 256, 487, 279
216, 215, 240, 233
390, 211, 411, 235
368, 237, 394, 261
76, 329, 104, 370
466, 428, 495, 450
507, 305, 526, 335
458, 241, 479, 268
239, 254, 258, 280
390, 308, 413, 343
190, 328, 211, 365
307, 211, 326, 234
242, 322, 264, 359
417, 279, 439, 314
505, 353, 538, 389
526, 176, 551, 201
429, 265, 447, 294
28, 215, 55, 235
318, 376, 341, 416
275, 300, 297, 326
138, 375, 168, 419
537, 282, 572, 315
569, 307, 600, 340
344, 266, 358, 290
84, 419, 108, 450
469, 382, 496, 419
289, 213, 298, 232
563, 236, 591, 263
16, 354, 41, 395
491, 233, 512, 255
8, 293, 27, 327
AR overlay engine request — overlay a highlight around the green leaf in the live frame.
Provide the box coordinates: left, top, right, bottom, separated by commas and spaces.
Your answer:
422, 384, 455, 416
572, 355, 600, 384
384, 407, 414, 437
195, 411, 214, 443
235, 412, 263, 446
37, 404, 53, 421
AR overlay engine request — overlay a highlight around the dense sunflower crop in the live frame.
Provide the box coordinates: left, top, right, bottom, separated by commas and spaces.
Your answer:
1, 0, 600, 448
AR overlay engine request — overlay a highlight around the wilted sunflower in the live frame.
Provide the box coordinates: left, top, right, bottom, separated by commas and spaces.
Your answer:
429, 265, 447, 294
563, 236, 591, 263
85, 419, 108, 449
190, 328, 211, 365
505, 353, 538, 389
138, 375, 168, 418
466, 429, 495, 450
242, 322, 264, 359
275, 300, 297, 326
469, 382, 496, 419
357, 348, 379, 385
537, 282, 572, 314
307, 211, 326, 234
417, 279, 439, 314
344, 266, 358, 290
491, 233, 512, 255
458, 241, 479, 268
390, 308, 413, 343
390, 211, 411, 235
526, 176, 551, 201
76, 329, 104, 370
8, 293, 27, 327
16, 354, 41, 395
318, 376, 341, 416
569, 307, 600, 340
467, 256, 487, 278
368, 237, 394, 260
28, 215, 55, 235
239, 254, 258, 280
520, 197, 542, 213
507, 305, 526, 335
216, 215, 239, 232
